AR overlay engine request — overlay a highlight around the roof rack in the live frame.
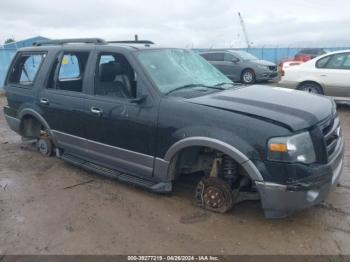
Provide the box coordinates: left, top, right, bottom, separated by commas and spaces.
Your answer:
33, 38, 107, 46
108, 40, 155, 45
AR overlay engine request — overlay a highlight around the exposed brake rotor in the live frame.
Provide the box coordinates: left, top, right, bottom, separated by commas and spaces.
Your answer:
195, 177, 234, 213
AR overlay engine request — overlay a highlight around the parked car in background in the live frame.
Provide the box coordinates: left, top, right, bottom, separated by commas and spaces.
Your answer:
279, 50, 350, 104
280, 60, 304, 77
199, 50, 278, 84
294, 48, 327, 62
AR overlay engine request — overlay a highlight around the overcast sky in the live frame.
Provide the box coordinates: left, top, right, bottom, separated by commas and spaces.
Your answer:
0, 0, 349, 48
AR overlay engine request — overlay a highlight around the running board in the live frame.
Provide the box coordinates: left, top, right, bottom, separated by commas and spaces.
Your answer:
60, 153, 172, 193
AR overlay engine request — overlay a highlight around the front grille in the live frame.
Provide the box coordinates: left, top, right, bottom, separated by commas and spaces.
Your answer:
269, 66, 277, 71
321, 116, 340, 160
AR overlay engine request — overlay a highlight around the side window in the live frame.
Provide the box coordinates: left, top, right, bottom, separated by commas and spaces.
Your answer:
316, 56, 331, 68
48, 51, 89, 92
8, 53, 46, 86
211, 53, 224, 61
325, 53, 347, 69
200, 53, 213, 61
94, 53, 136, 98
341, 53, 350, 70
224, 53, 238, 62
58, 54, 80, 80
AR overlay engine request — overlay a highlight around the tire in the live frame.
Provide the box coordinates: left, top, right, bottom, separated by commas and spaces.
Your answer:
195, 177, 234, 213
298, 82, 323, 94
241, 69, 256, 84
37, 137, 53, 157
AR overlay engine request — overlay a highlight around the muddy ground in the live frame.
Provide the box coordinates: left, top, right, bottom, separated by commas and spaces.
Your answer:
0, 95, 349, 255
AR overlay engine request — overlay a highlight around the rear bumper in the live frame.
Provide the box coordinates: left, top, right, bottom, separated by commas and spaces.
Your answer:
256, 137, 344, 218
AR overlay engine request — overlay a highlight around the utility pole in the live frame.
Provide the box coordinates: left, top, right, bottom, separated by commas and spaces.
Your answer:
238, 12, 252, 48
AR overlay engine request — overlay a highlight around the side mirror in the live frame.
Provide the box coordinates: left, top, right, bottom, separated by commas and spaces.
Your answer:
129, 94, 147, 104
232, 58, 239, 63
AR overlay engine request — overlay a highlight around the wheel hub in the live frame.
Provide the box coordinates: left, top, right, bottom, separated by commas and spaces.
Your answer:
38, 140, 48, 154
243, 72, 253, 82
203, 186, 225, 209
195, 177, 234, 213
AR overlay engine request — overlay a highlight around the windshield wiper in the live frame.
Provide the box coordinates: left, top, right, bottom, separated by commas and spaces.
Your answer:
165, 84, 224, 95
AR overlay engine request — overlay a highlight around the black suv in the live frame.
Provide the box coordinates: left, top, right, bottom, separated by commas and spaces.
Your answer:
3, 38, 344, 218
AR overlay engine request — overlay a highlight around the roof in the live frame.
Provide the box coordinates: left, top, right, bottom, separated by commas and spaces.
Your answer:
323, 49, 350, 55
16, 38, 167, 52
18, 44, 170, 53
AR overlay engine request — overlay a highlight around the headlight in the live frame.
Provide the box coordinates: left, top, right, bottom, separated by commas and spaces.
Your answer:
257, 64, 269, 69
267, 132, 316, 164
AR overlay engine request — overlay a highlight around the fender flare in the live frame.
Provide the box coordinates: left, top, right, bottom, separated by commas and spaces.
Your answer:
18, 108, 57, 144
163, 136, 264, 181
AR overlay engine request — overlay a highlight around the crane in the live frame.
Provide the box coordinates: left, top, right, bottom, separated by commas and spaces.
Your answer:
238, 12, 252, 48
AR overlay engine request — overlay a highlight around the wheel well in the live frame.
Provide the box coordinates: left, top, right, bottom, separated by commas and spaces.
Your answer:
168, 146, 252, 184
20, 115, 43, 138
297, 81, 324, 94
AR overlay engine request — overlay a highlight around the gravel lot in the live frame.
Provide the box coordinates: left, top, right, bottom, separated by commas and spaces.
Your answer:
0, 95, 349, 255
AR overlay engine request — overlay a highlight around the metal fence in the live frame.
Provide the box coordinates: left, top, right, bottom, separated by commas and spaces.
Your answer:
0, 48, 16, 89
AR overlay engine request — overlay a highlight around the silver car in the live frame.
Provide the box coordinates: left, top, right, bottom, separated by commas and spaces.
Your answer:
279, 50, 350, 104
199, 50, 278, 84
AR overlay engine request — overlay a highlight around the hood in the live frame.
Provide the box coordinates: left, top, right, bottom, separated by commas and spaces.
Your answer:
252, 59, 276, 66
186, 85, 334, 131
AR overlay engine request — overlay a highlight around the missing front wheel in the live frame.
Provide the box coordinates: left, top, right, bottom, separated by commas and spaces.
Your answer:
195, 177, 234, 213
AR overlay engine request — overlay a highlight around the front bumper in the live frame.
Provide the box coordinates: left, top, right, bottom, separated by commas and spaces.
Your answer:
256, 70, 278, 81
256, 137, 344, 218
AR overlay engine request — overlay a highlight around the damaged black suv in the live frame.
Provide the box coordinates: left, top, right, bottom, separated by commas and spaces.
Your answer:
3, 38, 344, 218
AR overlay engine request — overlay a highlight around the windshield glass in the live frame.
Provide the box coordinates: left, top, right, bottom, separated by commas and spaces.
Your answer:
136, 49, 232, 94
232, 51, 258, 60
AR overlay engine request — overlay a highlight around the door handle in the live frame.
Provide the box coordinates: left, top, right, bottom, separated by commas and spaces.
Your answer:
320, 74, 327, 77
90, 107, 103, 116
40, 98, 49, 105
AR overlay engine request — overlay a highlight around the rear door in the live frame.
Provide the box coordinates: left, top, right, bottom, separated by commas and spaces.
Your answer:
222, 52, 241, 80
205, 52, 225, 71
315, 52, 350, 97
38, 50, 92, 157
5, 52, 47, 116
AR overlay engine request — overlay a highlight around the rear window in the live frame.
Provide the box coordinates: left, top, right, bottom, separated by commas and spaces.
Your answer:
8, 53, 46, 86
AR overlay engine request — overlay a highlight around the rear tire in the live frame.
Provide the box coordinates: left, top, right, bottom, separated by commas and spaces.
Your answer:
241, 69, 256, 84
298, 82, 323, 94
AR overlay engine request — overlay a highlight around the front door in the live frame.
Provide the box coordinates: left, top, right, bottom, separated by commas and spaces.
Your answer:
84, 52, 158, 178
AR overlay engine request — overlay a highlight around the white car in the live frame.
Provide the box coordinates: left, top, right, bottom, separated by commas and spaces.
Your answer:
279, 50, 350, 104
